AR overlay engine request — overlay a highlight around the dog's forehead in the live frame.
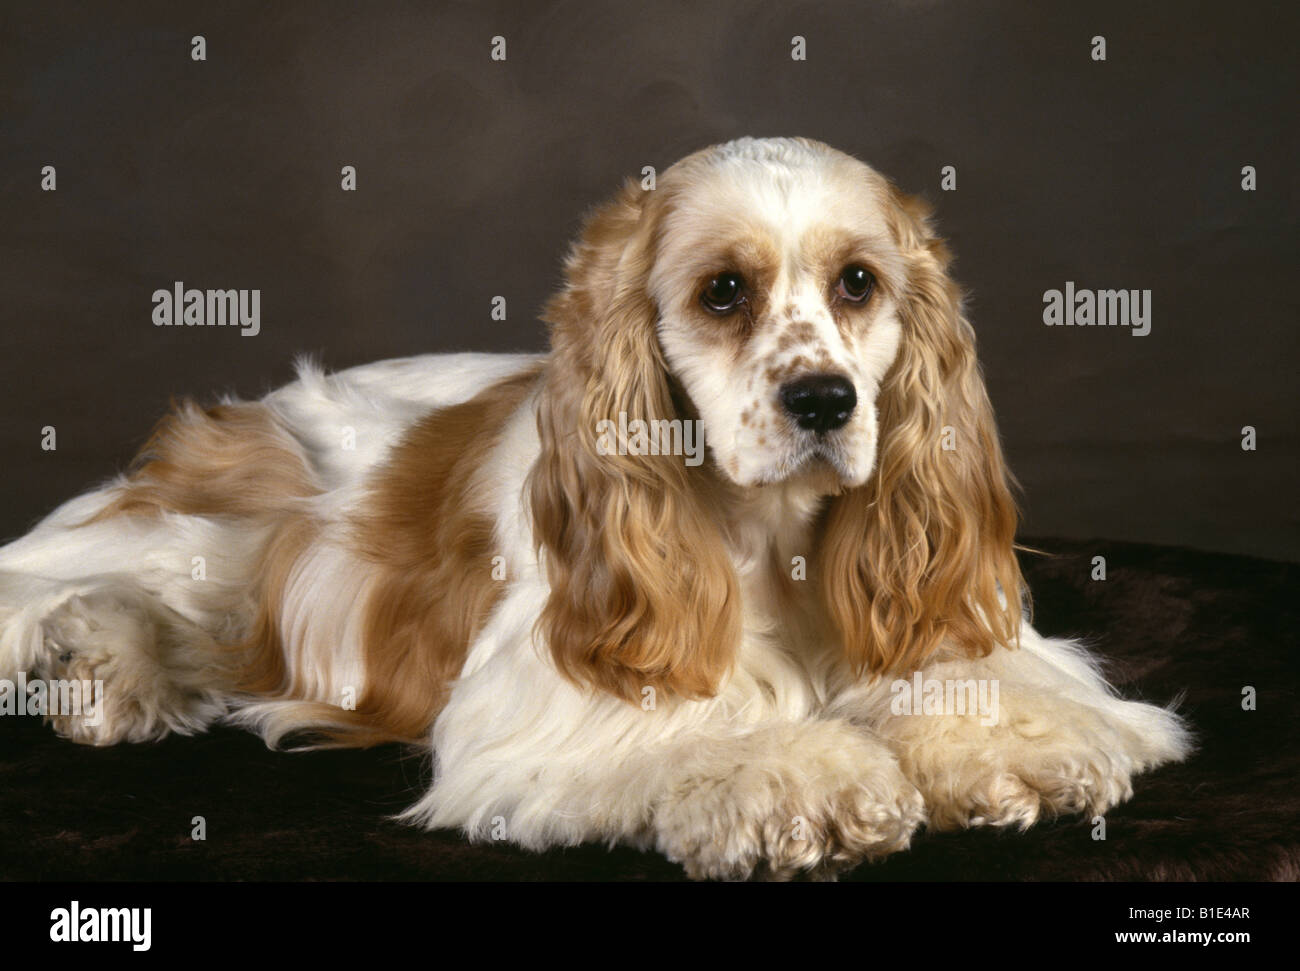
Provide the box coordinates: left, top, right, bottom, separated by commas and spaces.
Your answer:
649, 143, 903, 302
655, 145, 897, 267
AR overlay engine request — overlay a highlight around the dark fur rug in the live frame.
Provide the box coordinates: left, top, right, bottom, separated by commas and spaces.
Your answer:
1, 538, 1295, 881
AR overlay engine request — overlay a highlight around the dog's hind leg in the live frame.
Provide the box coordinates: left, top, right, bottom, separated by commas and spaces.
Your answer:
0, 489, 250, 744
31, 578, 231, 744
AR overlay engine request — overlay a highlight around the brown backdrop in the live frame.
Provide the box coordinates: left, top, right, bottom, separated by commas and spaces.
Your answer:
2, 0, 1296, 560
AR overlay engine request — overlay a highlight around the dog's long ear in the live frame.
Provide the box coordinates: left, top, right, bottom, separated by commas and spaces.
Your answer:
529, 178, 740, 703
819, 187, 1025, 676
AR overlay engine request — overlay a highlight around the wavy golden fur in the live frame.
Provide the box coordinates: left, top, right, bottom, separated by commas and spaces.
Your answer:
529, 179, 743, 702
819, 187, 1026, 676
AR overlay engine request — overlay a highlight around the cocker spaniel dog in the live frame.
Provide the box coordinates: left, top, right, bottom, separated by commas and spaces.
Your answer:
0, 137, 1189, 879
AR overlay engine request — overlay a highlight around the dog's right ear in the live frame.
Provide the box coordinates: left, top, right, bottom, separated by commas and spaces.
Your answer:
529, 179, 741, 705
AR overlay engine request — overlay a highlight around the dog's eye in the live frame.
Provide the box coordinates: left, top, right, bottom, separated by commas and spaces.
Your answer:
700, 272, 745, 313
837, 265, 875, 303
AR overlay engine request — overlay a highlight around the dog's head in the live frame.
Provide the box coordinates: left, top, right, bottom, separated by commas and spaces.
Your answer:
531, 137, 1024, 701
649, 137, 905, 490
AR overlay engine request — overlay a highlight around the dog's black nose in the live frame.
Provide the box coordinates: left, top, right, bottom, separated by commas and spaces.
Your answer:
779, 374, 857, 434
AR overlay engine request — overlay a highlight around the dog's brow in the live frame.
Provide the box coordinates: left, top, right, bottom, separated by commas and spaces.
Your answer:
798, 228, 894, 267
690, 236, 781, 280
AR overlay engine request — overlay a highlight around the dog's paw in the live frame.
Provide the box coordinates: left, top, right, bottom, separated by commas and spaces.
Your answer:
652, 721, 926, 880
38, 586, 228, 745
891, 693, 1190, 830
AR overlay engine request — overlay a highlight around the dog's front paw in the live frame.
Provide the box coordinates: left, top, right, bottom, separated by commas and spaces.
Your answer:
652, 721, 926, 880
892, 693, 1190, 830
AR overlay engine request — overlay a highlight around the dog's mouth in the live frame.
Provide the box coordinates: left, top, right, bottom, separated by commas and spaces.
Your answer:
797, 440, 859, 487
731, 434, 861, 491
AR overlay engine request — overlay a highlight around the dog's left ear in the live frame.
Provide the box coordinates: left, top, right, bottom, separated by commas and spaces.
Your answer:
818, 186, 1026, 676
529, 178, 741, 704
